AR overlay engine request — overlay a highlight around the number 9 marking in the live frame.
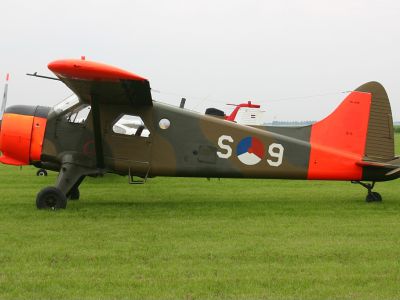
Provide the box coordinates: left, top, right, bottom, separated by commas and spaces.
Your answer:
267, 143, 284, 167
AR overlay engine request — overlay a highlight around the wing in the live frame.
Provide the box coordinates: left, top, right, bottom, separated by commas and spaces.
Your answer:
48, 59, 152, 106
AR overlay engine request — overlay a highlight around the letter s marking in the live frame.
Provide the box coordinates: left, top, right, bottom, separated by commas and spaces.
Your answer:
217, 135, 233, 159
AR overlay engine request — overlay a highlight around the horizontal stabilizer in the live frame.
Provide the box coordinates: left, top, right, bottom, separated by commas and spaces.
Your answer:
357, 158, 400, 177
356, 160, 393, 168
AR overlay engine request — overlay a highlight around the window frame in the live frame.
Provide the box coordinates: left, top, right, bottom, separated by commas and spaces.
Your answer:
111, 114, 151, 138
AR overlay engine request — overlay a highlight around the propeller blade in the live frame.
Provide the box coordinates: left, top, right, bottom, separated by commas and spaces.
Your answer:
0, 73, 9, 120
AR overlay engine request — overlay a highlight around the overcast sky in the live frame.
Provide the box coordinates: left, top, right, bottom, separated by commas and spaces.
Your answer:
1, 0, 399, 121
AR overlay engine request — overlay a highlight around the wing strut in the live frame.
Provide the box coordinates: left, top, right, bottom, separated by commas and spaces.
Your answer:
90, 95, 105, 169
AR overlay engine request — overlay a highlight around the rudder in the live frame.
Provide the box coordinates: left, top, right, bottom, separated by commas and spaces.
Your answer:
355, 82, 394, 161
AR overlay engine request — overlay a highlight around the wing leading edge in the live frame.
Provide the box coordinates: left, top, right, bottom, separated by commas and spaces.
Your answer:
48, 59, 152, 106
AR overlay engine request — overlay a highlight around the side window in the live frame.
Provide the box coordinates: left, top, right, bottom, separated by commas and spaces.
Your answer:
112, 114, 150, 138
66, 105, 91, 124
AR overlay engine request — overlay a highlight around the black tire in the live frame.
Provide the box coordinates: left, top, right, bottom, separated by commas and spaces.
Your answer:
68, 188, 80, 201
36, 187, 67, 209
371, 192, 382, 202
366, 192, 382, 202
36, 169, 48, 176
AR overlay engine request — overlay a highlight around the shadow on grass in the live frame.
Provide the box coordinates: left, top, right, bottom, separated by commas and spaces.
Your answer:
68, 195, 387, 217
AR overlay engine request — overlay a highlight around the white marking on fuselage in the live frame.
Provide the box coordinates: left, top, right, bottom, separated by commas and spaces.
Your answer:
217, 135, 233, 159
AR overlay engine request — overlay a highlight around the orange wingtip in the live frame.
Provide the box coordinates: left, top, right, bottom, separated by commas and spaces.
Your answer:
48, 59, 147, 82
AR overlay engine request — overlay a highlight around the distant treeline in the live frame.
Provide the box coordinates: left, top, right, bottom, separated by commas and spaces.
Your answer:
267, 123, 400, 132
267, 121, 316, 126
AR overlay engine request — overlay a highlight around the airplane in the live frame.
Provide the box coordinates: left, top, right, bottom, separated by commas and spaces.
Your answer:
0, 57, 398, 209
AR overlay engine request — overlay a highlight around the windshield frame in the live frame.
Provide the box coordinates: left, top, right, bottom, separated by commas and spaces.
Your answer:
52, 94, 81, 116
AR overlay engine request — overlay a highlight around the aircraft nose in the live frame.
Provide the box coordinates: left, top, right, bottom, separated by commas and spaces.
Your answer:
0, 105, 50, 166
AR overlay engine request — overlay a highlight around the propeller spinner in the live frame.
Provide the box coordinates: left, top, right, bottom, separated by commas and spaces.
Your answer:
0, 73, 50, 165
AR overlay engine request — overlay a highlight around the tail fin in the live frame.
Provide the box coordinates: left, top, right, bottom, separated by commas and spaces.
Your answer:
307, 81, 395, 180
355, 82, 394, 161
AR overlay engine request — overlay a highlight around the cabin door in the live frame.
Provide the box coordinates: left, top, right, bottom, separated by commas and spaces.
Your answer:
103, 114, 152, 176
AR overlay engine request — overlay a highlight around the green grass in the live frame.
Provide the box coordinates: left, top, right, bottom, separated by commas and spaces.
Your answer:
1, 137, 400, 299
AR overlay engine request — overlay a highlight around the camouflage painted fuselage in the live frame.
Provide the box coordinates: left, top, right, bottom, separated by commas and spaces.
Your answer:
39, 81, 399, 183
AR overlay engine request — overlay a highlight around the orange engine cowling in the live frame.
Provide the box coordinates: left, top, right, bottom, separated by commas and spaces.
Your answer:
0, 106, 48, 166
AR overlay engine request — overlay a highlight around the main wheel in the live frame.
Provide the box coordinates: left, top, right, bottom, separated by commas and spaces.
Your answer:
36, 187, 67, 209
36, 169, 48, 176
68, 187, 80, 201
366, 192, 382, 202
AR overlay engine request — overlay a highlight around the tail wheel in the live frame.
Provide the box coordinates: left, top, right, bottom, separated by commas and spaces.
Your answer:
366, 192, 382, 202
36, 187, 67, 210
352, 181, 383, 202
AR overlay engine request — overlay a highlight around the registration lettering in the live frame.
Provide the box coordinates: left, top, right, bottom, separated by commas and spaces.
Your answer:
217, 135, 234, 159
217, 135, 284, 167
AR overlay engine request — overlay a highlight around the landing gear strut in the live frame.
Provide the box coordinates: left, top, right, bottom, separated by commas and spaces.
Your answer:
67, 176, 85, 201
68, 187, 80, 201
36, 163, 88, 209
352, 181, 382, 202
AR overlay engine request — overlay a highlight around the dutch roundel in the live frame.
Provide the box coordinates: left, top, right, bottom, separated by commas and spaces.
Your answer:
236, 136, 265, 165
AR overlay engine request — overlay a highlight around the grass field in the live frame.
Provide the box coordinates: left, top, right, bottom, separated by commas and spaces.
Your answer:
0, 137, 400, 299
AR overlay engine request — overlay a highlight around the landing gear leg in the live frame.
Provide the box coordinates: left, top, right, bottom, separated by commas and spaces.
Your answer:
36, 163, 87, 209
67, 176, 85, 201
351, 181, 382, 202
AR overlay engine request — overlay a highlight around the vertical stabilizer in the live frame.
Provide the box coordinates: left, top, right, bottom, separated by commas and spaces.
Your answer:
355, 82, 394, 161
307, 81, 395, 180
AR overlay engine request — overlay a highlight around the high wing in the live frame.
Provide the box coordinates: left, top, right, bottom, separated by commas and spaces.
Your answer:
48, 58, 152, 170
48, 59, 152, 106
